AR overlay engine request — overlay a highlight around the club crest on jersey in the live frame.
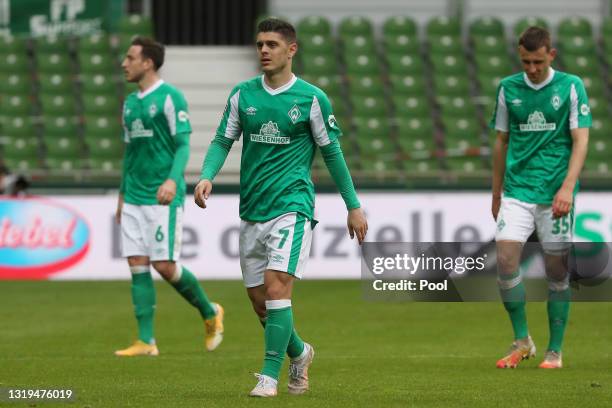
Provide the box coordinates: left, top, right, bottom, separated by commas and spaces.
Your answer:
551, 94, 561, 110
250, 121, 290, 144
129, 119, 154, 138
246, 106, 257, 116
288, 104, 301, 124
519, 111, 556, 132
148, 104, 157, 117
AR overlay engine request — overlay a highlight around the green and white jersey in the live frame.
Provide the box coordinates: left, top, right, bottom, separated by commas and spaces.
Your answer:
216, 74, 341, 222
122, 80, 191, 206
491, 68, 591, 204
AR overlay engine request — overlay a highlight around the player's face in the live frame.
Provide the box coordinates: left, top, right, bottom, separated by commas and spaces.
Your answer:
518, 45, 556, 84
256, 32, 297, 75
121, 45, 150, 83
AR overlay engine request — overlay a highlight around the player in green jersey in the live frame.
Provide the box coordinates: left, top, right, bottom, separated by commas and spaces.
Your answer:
115, 37, 224, 357
195, 18, 368, 397
490, 27, 590, 369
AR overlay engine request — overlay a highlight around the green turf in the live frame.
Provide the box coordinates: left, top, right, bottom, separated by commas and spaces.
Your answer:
0, 280, 610, 407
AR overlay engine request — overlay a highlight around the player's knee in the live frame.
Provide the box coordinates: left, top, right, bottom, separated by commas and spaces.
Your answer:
264, 283, 288, 300
252, 303, 266, 319
152, 261, 176, 281
497, 251, 519, 275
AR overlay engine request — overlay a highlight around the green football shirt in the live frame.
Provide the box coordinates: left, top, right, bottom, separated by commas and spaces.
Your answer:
121, 80, 192, 206
490, 68, 591, 204
214, 74, 342, 222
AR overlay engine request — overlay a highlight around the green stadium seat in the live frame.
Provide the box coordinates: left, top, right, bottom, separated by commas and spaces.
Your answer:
40, 94, 77, 115
0, 36, 28, 54
299, 33, 335, 54
338, 16, 374, 38
558, 35, 596, 55
437, 96, 478, 117
351, 95, 388, 116
86, 136, 123, 158
80, 73, 119, 95
345, 53, 380, 75
297, 16, 332, 36
79, 52, 118, 73
82, 94, 121, 115
472, 35, 508, 56
404, 158, 440, 173
426, 16, 461, 38
0, 53, 30, 73
347, 75, 384, 96
514, 17, 548, 37
474, 54, 513, 76
389, 74, 426, 95
360, 157, 399, 173
557, 17, 592, 38
442, 116, 481, 141
430, 54, 468, 75
386, 53, 423, 74
477, 74, 502, 96
300, 74, 343, 95
3, 136, 40, 159
46, 157, 86, 171
1, 94, 33, 116
393, 95, 430, 117
445, 156, 486, 173
433, 75, 471, 96
42, 116, 78, 139
342, 35, 376, 53
39, 73, 75, 94
117, 33, 137, 55
397, 118, 435, 156
0, 73, 32, 94
3, 157, 40, 171
563, 55, 600, 75
469, 16, 504, 37
34, 35, 71, 54
2, 116, 37, 139
429, 35, 463, 55
78, 33, 113, 54
118, 14, 154, 36
383, 33, 420, 54
88, 158, 123, 172
383, 16, 417, 37
353, 116, 391, 137
37, 53, 72, 73
301, 54, 337, 75
84, 115, 122, 139
45, 136, 83, 158
581, 75, 605, 98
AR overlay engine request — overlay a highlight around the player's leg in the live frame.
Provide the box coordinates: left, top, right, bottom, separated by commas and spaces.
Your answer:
495, 198, 536, 368
149, 205, 222, 351
246, 285, 306, 359
536, 206, 573, 368
115, 204, 158, 356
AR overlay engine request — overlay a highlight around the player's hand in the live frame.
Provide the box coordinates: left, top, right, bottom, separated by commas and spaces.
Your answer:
491, 194, 501, 221
347, 208, 368, 245
194, 179, 213, 209
115, 194, 124, 225
552, 185, 573, 218
156, 179, 176, 205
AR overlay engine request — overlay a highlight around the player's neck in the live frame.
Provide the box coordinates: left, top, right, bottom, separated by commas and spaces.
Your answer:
263, 70, 294, 90
138, 73, 162, 93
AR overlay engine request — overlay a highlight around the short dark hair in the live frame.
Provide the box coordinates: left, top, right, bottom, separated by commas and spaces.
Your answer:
131, 36, 165, 70
518, 26, 552, 51
256, 17, 297, 43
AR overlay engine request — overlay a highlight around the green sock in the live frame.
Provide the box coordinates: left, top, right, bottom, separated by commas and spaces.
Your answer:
547, 288, 571, 352
261, 300, 293, 380
171, 266, 216, 320
130, 267, 156, 344
499, 271, 529, 340
259, 317, 305, 359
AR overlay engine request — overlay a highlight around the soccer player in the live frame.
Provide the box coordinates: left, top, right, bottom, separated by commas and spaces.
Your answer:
194, 18, 368, 397
491, 27, 590, 369
114, 37, 224, 356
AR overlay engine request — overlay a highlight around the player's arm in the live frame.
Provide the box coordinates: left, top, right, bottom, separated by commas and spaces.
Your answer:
491, 131, 509, 221
490, 84, 509, 221
117, 104, 130, 224
310, 94, 367, 244
552, 127, 588, 217
195, 87, 242, 209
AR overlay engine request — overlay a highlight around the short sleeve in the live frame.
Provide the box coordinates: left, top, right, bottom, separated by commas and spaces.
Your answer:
570, 79, 591, 129
216, 86, 242, 141
489, 84, 508, 132
309, 92, 342, 147
164, 91, 192, 136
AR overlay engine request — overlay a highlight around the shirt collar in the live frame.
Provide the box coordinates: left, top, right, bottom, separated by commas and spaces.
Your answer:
261, 74, 297, 95
137, 79, 164, 99
523, 68, 555, 90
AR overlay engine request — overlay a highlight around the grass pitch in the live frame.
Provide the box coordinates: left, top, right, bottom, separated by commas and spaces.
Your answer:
0, 280, 610, 407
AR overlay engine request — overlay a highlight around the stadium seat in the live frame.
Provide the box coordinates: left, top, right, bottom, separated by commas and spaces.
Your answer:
386, 53, 424, 74
338, 16, 374, 38
42, 115, 78, 139
86, 136, 123, 158
82, 94, 121, 115
433, 75, 471, 96
426, 16, 461, 38
45, 136, 83, 159
342, 35, 376, 53
3, 136, 40, 160
2, 116, 37, 139
351, 95, 388, 116
437, 96, 478, 117
299, 33, 335, 54
347, 75, 384, 96
469, 16, 505, 37
474, 54, 513, 76
562, 55, 600, 75
117, 14, 154, 37
430, 54, 468, 75
472, 35, 508, 57
428, 35, 463, 55
0, 53, 30, 73
442, 117, 482, 149
360, 157, 399, 173
78, 33, 113, 54
297, 16, 332, 37
383, 33, 420, 54
389, 74, 426, 95
39, 73, 75, 94
392, 95, 431, 117
37, 53, 73, 73
300, 74, 343, 95
345, 53, 380, 75
301, 54, 337, 75
558, 35, 596, 55
445, 156, 487, 172
46, 157, 86, 171
514, 17, 548, 36
88, 158, 123, 172
80, 73, 119, 96
557, 17, 592, 38
396, 118, 436, 155
403, 158, 440, 172
79, 52, 118, 73
83, 115, 122, 139
1, 94, 33, 116
0, 73, 32, 95
34, 35, 71, 55
40, 94, 77, 115
382, 16, 418, 37
0, 35, 28, 54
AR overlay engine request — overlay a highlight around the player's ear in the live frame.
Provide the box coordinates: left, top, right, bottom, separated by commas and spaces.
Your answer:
288, 41, 298, 58
549, 47, 557, 60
